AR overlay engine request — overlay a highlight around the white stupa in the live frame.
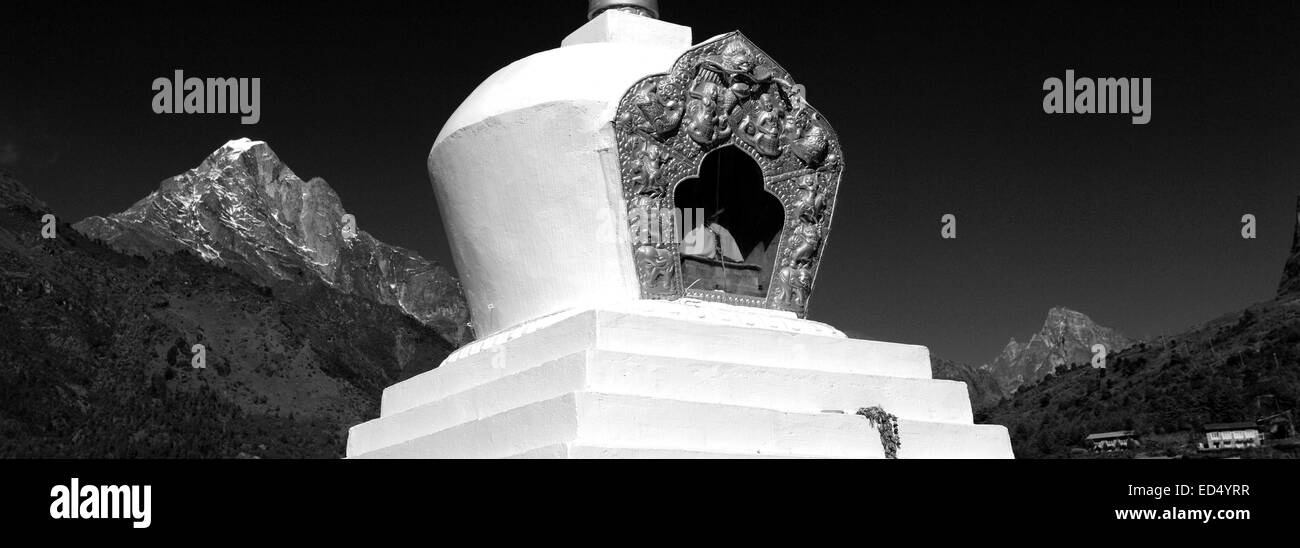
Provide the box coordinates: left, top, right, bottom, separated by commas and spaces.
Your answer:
347, 1, 1013, 458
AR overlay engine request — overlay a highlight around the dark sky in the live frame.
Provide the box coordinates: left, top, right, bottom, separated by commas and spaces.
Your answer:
3, 1, 1299, 365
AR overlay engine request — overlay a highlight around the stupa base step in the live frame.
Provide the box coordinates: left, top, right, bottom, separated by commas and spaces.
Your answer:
350, 391, 1012, 459
347, 304, 1014, 459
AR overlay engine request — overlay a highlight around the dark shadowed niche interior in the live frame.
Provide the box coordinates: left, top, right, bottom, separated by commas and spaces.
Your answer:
674, 145, 784, 298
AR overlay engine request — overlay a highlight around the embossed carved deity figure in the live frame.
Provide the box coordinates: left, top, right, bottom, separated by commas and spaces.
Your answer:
737, 91, 787, 157
633, 81, 683, 139
684, 79, 734, 147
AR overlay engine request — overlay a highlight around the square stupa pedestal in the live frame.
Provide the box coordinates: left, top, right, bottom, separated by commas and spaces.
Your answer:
347, 301, 1013, 459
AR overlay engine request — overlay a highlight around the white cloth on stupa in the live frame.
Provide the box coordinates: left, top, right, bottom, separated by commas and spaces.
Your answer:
681, 222, 745, 262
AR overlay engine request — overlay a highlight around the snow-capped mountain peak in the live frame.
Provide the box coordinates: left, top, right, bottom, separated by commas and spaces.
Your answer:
74, 140, 469, 344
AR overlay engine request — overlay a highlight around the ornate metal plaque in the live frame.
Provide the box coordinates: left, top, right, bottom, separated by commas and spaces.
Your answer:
613, 32, 843, 317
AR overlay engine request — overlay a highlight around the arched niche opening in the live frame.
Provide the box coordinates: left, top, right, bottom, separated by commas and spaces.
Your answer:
673, 146, 785, 298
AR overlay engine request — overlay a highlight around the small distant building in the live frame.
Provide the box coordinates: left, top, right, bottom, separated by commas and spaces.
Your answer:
1085, 430, 1139, 452
1199, 422, 1262, 451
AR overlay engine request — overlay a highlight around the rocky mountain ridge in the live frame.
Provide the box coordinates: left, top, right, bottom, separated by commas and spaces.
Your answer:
982, 306, 1132, 394
75, 139, 470, 345
0, 175, 454, 457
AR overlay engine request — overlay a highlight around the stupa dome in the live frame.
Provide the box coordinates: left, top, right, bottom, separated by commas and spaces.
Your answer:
429, 9, 842, 336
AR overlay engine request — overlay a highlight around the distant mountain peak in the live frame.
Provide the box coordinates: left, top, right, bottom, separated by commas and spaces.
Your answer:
1044, 307, 1097, 328
1047, 305, 1084, 317
984, 306, 1131, 393
222, 137, 265, 152
74, 140, 470, 344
